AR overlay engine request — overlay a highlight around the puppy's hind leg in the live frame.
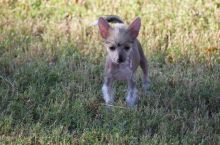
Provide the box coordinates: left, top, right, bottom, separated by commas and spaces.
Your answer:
140, 56, 150, 90
138, 43, 150, 90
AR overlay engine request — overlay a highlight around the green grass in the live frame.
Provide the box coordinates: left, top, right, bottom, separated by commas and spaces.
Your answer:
0, 0, 220, 144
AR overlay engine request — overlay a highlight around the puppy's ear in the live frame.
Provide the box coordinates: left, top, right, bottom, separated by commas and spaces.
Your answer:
128, 17, 141, 39
98, 17, 111, 39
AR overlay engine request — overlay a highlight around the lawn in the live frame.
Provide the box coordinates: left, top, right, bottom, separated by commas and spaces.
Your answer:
0, 0, 220, 144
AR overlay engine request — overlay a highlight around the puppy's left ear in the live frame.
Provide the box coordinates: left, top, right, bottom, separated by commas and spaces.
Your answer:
128, 17, 141, 39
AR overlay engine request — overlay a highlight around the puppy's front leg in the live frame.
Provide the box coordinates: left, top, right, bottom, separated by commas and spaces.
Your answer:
102, 77, 114, 105
126, 75, 138, 107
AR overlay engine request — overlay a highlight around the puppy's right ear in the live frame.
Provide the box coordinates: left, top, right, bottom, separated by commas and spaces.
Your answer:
98, 17, 111, 39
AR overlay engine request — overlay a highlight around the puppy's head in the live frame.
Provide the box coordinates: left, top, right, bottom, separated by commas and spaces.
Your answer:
98, 17, 141, 64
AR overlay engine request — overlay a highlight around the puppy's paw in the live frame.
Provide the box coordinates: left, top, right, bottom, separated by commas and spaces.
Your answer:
143, 79, 150, 90
102, 85, 114, 105
126, 89, 138, 107
126, 98, 138, 107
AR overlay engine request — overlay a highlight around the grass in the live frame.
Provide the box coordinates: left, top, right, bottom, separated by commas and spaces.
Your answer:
0, 0, 220, 144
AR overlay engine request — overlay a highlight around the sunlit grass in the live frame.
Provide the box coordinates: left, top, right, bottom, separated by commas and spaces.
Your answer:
0, 0, 220, 144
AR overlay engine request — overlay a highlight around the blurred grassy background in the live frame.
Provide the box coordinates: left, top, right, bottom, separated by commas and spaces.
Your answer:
0, 0, 220, 144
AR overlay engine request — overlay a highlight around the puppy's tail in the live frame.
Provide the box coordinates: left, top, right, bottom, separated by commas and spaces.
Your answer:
104, 15, 124, 24
90, 15, 124, 26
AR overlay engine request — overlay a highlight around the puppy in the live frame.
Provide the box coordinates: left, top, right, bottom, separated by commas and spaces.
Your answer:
96, 16, 149, 107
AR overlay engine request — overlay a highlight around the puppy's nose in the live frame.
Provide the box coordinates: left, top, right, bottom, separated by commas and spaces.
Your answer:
118, 55, 124, 63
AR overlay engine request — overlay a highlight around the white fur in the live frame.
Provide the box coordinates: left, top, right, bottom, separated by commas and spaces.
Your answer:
102, 84, 114, 104
126, 88, 138, 107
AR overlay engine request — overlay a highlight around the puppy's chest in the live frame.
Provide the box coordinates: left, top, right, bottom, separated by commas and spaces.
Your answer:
108, 61, 133, 80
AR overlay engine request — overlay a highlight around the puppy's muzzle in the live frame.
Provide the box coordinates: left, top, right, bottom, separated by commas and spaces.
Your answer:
117, 54, 124, 63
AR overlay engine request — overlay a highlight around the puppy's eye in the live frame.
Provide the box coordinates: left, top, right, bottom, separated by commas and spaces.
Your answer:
109, 46, 116, 51
124, 46, 130, 50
